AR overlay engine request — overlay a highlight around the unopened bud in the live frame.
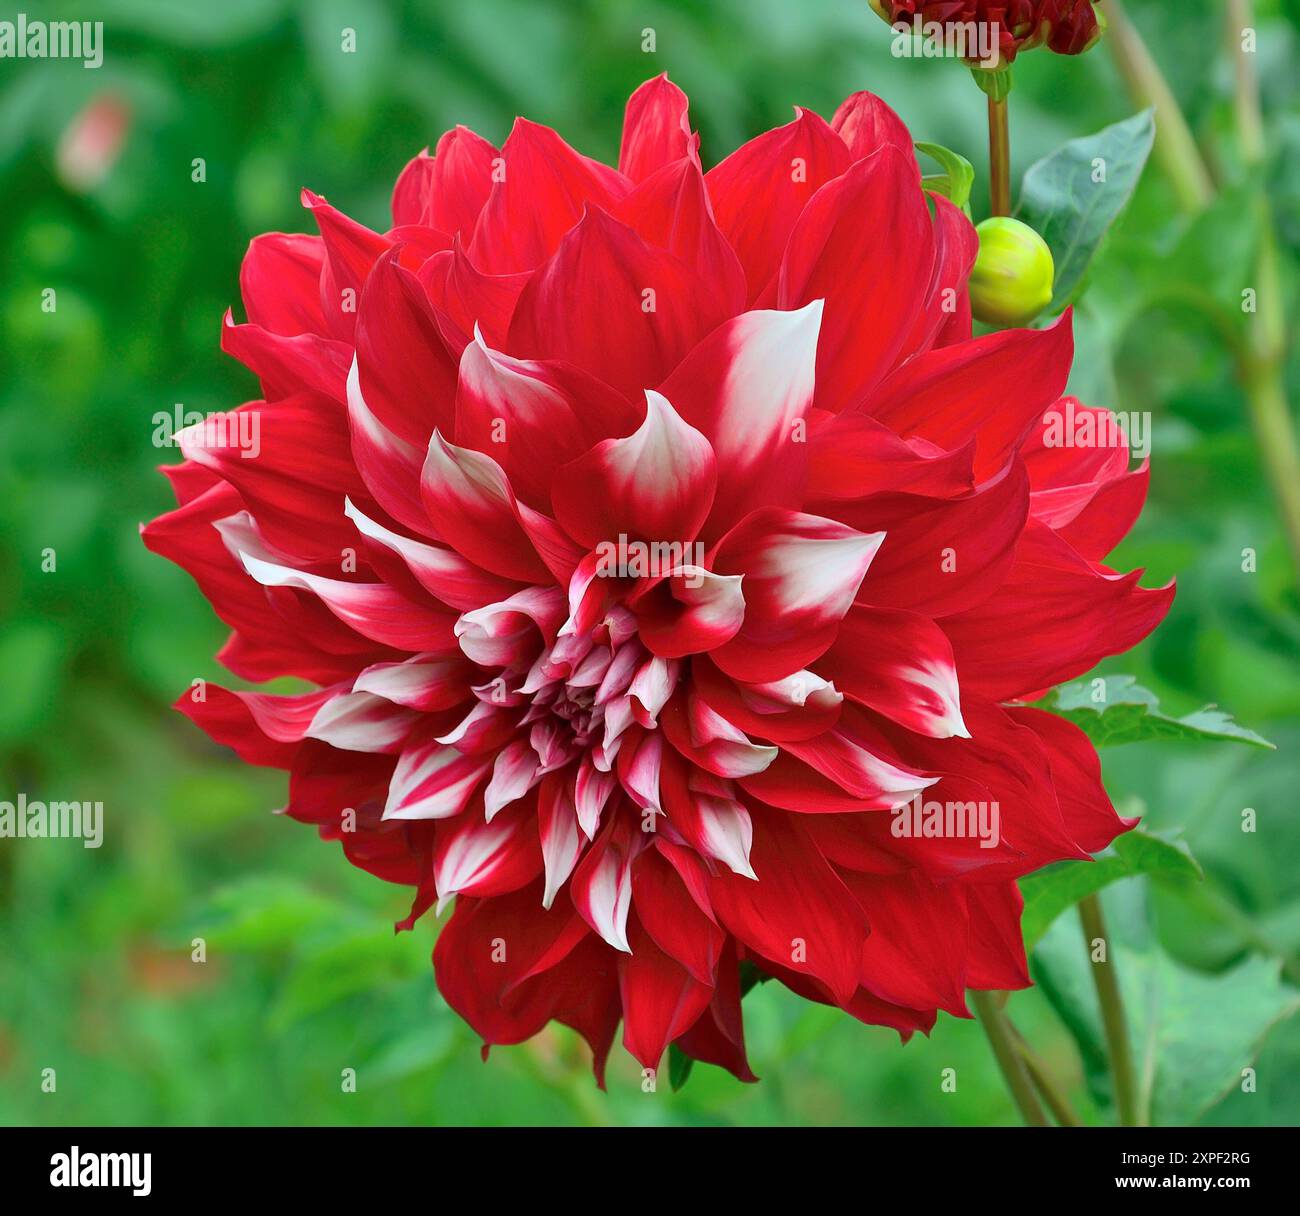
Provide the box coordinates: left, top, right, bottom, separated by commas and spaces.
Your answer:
969, 216, 1054, 326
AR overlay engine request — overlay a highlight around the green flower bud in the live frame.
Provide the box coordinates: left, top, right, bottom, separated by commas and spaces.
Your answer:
969, 216, 1054, 326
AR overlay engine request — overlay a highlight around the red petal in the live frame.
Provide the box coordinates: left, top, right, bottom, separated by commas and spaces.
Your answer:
618, 73, 699, 181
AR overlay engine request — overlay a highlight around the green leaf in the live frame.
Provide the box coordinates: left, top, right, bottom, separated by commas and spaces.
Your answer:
668, 1043, 695, 1092
1020, 829, 1203, 948
915, 141, 975, 213
1017, 109, 1155, 312
1036, 675, 1273, 749
1034, 890, 1300, 1124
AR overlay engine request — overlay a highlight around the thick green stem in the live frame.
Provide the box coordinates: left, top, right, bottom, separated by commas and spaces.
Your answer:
970, 990, 1049, 1126
1101, 0, 1214, 213
1078, 894, 1141, 1127
987, 94, 1011, 215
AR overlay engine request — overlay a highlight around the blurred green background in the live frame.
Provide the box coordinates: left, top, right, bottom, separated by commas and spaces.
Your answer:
1, 0, 1298, 1126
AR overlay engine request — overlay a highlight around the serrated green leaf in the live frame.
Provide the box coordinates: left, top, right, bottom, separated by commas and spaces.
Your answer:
1017, 109, 1155, 311
1020, 829, 1203, 947
1037, 675, 1273, 749
668, 1043, 695, 1092
915, 141, 975, 212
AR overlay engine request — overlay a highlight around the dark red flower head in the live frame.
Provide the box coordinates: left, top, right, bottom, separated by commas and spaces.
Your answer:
871, 0, 1103, 66
143, 76, 1169, 1085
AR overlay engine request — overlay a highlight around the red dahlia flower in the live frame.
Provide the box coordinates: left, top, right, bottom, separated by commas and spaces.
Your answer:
143, 75, 1170, 1084
871, 0, 1103, 65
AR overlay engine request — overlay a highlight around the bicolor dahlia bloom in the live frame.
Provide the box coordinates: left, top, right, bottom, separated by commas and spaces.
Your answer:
870, 0, 1103, 64
144, 75, 1170, 1084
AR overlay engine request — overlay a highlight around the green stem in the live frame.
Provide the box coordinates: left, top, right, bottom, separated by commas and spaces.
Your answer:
970, 990, 1049, 1126
987, 94, 1011, 215
1228, 0, 1265, 166
1008, 1025, 1084, 1127
1078, 894, 1141, 1127
1101, 0, 1214, 213
1227, 0, 1300, 582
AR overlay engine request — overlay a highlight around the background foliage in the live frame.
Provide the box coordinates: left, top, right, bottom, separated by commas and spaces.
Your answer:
1, 0, 1298, 1126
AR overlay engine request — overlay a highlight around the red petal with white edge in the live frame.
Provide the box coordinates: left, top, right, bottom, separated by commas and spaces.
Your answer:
806, 410, 975, 501
619, 74, 699, 182
709, 509, 884, 683
455, 587, 565, 668
304, 691, 419, 753
175, 684, 336, 768
420, 432, 555, 584
660, 693, 777, 780
235, 550, 459, 653
469, 118, 629, 274
867, 313, 1075, 479
422, 125, 500, 236
508, 207, 727, 400
618, 915, 715, 1070
709, 806, 868, 1005
433, 798, 542, 909
660, 303, 823, 539
631, 846, 725, 985
818, 607, 969, 738
352, 653, 472, 712
1005, 706, 1136, 854
844, 458, 1030, 619
553, 390, 717, 548
690, 656, 843, 744
483, 736, 544, 822
574, 755, 618, 840
705, 107, 851, 304
538, 773, 586, 908
240, 232, 327, 337
355, 248, 458, 447
831, 91, 914, 159
344, 497, 520, 613
941, 521, 1174, 701
634, 567, 745, 659
778, 146, 934, 414
570, 813, 645, 952
658, 744, 759, 879
615, 159, 745, 313
747, 705, 935, 811
417, 239, 528, 352
383, 739, 492, 821
177, 400, 363, 563
453, 331, 596, 508
345, 359, 434, 540
616, 728, 663, 812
